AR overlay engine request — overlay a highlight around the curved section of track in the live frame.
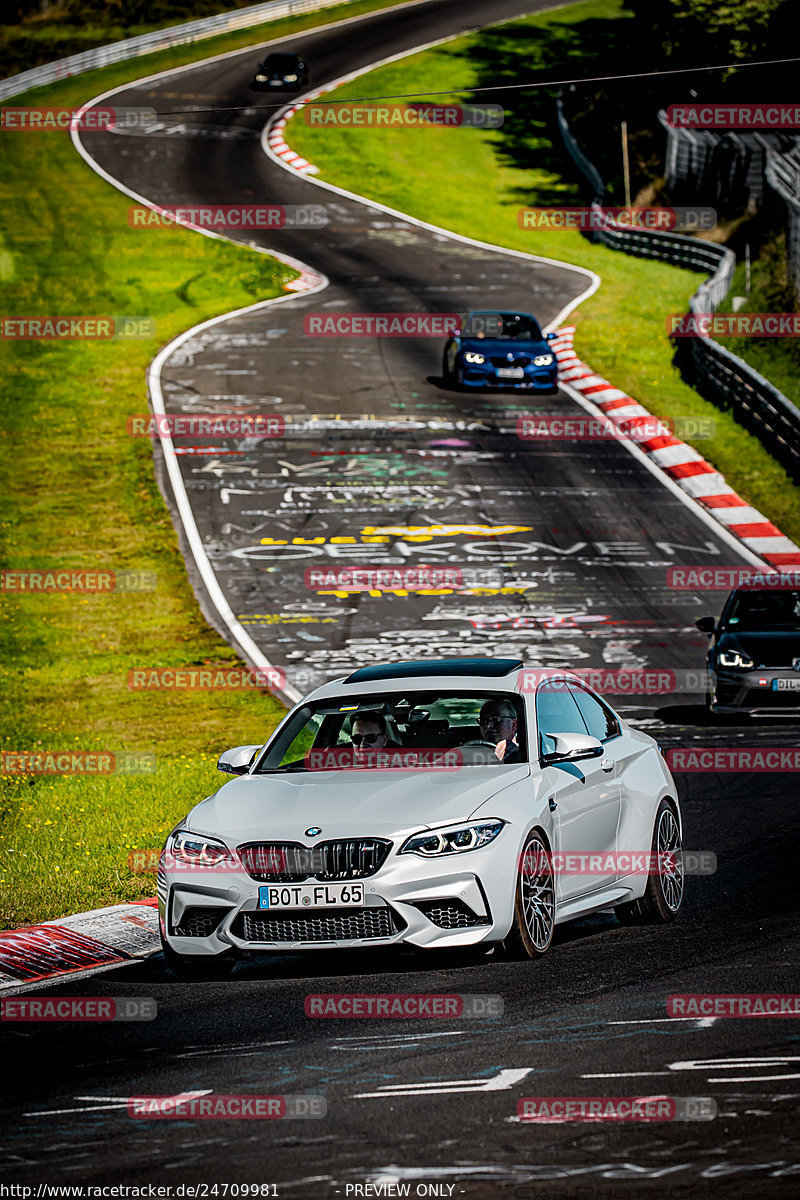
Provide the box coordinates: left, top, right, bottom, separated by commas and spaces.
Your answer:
13, 5, 793, 1191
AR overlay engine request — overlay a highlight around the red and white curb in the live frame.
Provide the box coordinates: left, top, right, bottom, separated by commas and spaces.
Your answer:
267, 102, 319, 174
0, 899, 160, 993
552, 326, 800, 568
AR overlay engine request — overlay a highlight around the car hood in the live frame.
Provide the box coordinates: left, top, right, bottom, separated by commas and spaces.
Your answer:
187, 766, 529, 845
718, 630, 800, 667
459, 336, 550, 357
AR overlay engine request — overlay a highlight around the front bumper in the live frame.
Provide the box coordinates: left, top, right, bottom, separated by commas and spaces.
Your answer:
711, 667, 800, 714
159, 833, 517, 957
458, 362, 558, 391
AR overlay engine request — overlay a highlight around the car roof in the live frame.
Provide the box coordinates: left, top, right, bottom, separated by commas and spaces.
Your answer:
297, 659, 587, 704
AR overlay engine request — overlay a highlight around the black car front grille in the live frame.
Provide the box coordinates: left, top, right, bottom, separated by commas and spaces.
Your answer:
232, 906, 404, 943
489, 355, 530, 368
173, 907, 227, 938
238, 839, 391, 882
414, 899, 491, 929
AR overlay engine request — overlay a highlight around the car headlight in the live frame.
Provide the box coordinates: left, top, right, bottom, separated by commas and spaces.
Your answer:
533, 354, 553, 367
283, 73, 298, 82
255, 74, 268, 82
400, 819, 504, 857
464, 351, 485, 365
167, 829, 233, 869
718, 650, 755, 669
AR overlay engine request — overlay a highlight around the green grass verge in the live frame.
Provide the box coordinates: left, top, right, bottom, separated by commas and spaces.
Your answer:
286, 0, 800, 543
0, 0, 418, 930
721, 234, 800, 411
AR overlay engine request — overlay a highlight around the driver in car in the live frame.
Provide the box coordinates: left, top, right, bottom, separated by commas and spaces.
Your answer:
349, 713, 392, 762
478, 698, 520, 762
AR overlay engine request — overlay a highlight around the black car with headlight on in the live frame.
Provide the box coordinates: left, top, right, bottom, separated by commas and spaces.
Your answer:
697, 586, 800, 714
442, 310, 558, 392
251, 52, 308, 91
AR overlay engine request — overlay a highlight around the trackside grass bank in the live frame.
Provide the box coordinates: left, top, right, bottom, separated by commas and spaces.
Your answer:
286, 0, 800, 544
0, 0, 413, 929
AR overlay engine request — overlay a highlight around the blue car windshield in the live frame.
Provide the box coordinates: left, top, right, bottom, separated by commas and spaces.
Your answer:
464, 313, 543, 340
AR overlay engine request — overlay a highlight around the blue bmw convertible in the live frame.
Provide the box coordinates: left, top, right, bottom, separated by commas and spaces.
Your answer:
442, 311, 559, 392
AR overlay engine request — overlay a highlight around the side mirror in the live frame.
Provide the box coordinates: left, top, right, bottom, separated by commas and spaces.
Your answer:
217, 745, 261, 775
695, 616, 716, 634
544, 733, 603, 764
545, 331, 556, 341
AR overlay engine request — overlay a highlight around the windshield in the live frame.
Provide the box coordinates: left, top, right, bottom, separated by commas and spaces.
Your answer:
723, 590, 800, 632
255, 690, 527, 773
463, 312, 543, 341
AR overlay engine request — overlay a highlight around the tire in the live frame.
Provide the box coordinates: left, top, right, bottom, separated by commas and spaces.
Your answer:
614, 799, 683, 925
442, 347, 454, 383
502, 829, 555, 959
160, 930, 238, 980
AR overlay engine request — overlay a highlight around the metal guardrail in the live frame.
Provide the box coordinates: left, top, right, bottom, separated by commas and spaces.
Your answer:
0, 0, 357, 101
556, 92, 800, 481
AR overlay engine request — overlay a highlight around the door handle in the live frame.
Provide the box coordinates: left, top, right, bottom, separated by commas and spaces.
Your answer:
548, 796, 557, 811
600, 758, 614, 773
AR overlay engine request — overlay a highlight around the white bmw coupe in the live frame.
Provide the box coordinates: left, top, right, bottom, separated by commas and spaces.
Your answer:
158, 658, 683, 977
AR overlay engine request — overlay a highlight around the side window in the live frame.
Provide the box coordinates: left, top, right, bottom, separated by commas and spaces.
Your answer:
570, 685, 620, 742
535, 682, 588, 758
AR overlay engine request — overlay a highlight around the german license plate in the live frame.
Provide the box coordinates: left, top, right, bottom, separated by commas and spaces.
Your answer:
497, 367, 524, 379
773, 678, 800, 690
258, 882, 364, 909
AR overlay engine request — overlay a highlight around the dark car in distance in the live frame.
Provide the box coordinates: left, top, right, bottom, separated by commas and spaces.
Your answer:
697, 586, 800, 714
251, 52, 309, 92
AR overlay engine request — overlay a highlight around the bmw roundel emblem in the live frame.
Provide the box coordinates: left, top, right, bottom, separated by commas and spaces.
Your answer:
305, 827, 322, 837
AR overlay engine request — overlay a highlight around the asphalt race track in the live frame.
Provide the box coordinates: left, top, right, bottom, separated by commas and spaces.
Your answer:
3, 1, 799, 1195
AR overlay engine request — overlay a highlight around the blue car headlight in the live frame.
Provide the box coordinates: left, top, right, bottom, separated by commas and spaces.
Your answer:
533, 354, 554, 367
464, 351, 485, 365
400, 819, 505, 857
